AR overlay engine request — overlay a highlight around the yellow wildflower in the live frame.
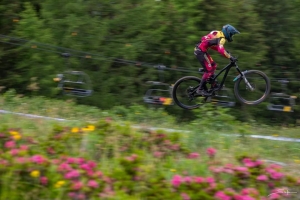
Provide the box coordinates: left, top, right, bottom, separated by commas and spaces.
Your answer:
9, 131, 19, 136
87, 125, 95, 131
55, 180, 66, 188
12, 134, 22, 140
30, 170, 40, 178
170, 169, 177, 172
81, 125, 95, 132
71, 127, 79, 133
272, 134, 279, 137
294, 160, 300, 164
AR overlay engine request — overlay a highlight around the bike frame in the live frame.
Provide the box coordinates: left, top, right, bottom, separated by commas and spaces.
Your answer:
206, 61, 244, 92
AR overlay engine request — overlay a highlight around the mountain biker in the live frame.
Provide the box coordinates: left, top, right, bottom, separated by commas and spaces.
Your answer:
194, 24, 240, 96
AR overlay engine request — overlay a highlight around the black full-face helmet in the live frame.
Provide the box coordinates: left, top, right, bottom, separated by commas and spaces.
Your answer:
222, 24, 240, 42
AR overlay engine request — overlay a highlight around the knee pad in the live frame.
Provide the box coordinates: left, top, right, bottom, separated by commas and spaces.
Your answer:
211, 62, 217, 71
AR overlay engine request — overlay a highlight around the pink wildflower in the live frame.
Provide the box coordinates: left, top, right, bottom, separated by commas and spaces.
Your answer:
58, 162, 72, 172
243, 158, 258, 168
209, 182, 217, 189
15, 157, 28, 164
187, 152, 200, 159
87, 180, 99, 188
94, 170, 103, 178
77, 193, 86, 200
103, 185, 114, 193
269, 164, 282, 170
206, 177, 215, 183
255, 160, 264, 166
65, 170, 80, 179
210, 166, 223, 174
233, 194, 244, 200
170, 144, 180, 151
214, 191, 231, 200
181, 193, 190, 200
47, 147, 55, 154
235, 166, 249, 172
183, 176, 193, 184
194, 176, 204, 184
80, 163, 91, 171
270, 172, 284, 180
40, 176, 48, 185
105, 117, 112, 123
77, 157, 85, 164
86, 170, 94, 177
72, 181, 83, 190
68, 192, 76, 198
206, 147, 217, 157
225, 163, 235, 169
31, 155, 46, 164
103, 176, 112, 184
99, 186, 115, 198
171, 175, 182, 187
224, 188, 236, 194
87, 160, 97, 168
241, 188, 259, 196
20, 145, 29, 151
10, 149, 19, 156
52, 159, 60, 165
242, 158, 252, 163
153, 151, 164, 158
234, 195, 255, 200
66, 157, 77, 164
125, 154, 138, 162
0, 159, 8, 166
268, 193, 281, 199
257, 175, 268, 181
4, 140, 15, 149
268, 182, 275, 189
223, 168, 234, 174
265, 168, 276, 174
235, 167, 250, 177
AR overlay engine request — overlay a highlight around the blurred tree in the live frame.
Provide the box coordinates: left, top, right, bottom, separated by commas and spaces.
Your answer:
0, 0, 298, 124
11, 2, 59, 96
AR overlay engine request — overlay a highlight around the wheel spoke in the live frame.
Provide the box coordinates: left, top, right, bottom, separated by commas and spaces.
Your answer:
172, 76, 206, 109
235, 70, 270, 105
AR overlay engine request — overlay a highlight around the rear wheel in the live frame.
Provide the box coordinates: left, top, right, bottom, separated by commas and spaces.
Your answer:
172, 76, 208, 110
234, 70, 270, 105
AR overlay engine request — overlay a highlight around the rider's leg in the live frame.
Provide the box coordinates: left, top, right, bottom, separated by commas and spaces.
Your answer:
206, 54, 217, 82
194, 51, 215, 95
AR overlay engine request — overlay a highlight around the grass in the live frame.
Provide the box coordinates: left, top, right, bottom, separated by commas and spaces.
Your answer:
0, 90, 299, 174
1, 111, 299, 177
0, 110, 300, 199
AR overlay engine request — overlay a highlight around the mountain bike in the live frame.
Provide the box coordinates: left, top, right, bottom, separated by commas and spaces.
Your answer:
172, 59, 271, 110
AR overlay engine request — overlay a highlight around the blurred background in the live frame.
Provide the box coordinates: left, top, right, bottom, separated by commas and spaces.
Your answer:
0, 0, 299, 125
1, 1, 300, 200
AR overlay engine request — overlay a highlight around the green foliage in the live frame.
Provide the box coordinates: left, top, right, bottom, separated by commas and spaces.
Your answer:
0, 0, 299, 123
190, 104, 237, 131
0, 119, 299, 199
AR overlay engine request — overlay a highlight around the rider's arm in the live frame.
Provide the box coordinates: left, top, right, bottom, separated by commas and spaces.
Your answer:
211, 38, 231, 58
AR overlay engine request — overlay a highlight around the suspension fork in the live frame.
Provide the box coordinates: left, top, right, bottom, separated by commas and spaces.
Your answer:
234, 65, 255, 91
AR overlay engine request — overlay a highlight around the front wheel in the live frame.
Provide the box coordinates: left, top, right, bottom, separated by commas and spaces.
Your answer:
172, 76, 208, 110
234, 70, 270, 105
